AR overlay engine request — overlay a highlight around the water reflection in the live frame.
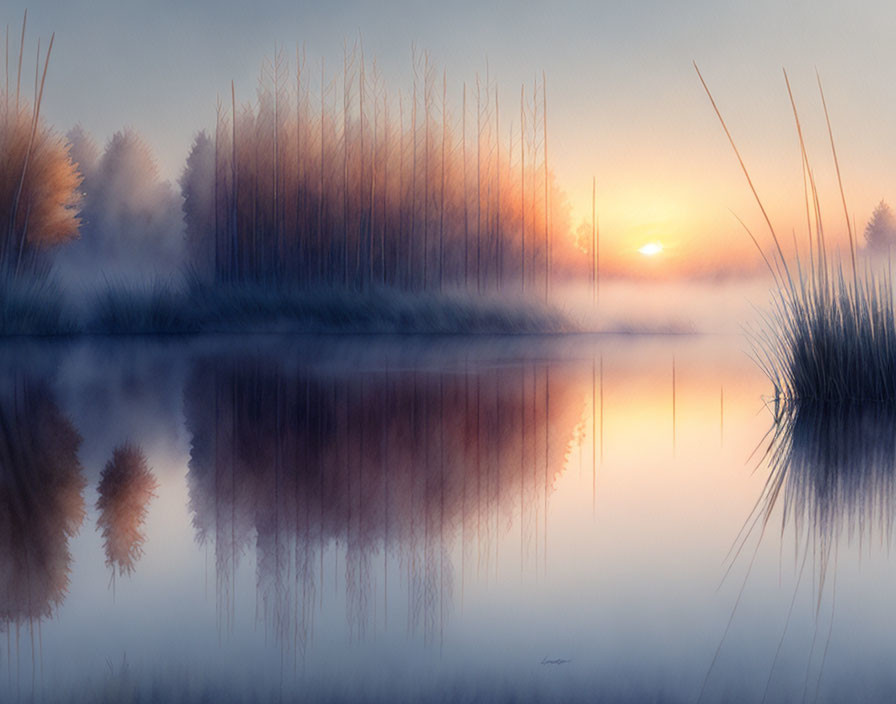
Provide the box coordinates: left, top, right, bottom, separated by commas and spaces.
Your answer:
703, 401, 896, 702
96, 444, 158, 582
760, 402, 896, 565
0, 377, 84, 670
185, 355, 585, 655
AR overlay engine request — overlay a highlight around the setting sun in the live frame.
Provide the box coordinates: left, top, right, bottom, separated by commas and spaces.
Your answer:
638, 242, 664, 256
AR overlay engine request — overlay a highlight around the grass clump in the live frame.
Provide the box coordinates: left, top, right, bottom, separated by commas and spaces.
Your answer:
763, 401, 896, 549
96, 443, 158, 577
696, 64, 892, 405
760, 267, 896, 402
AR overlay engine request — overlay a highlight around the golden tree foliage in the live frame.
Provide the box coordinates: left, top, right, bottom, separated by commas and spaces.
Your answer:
1, 15, 81, 277
0, 99, 81, 274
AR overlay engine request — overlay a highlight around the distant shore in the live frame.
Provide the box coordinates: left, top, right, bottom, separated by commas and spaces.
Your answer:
0, 278, 578, 337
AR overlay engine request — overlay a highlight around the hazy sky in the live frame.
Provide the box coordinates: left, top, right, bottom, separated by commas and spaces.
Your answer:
9, 0, 896, 275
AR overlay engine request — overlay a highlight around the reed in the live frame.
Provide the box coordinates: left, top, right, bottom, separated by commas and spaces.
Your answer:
182, 46, 582, 296
697, 64, 895, 404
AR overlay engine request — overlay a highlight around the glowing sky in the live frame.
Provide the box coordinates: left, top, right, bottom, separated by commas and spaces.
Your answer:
10, 0, 896, 276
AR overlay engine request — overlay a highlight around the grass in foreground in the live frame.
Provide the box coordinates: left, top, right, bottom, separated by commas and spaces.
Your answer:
757, 265, 896, 403
696, 64, 891, 405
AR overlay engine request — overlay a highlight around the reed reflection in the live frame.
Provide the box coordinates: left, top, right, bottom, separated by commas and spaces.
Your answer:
759, 402, 896, 563
185, 355, 585, 656
703, 403, 896, 703
96, 444, 158, 583
0, 377, 85, 681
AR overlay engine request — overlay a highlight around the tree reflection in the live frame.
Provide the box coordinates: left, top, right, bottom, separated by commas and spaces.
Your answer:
96, 443, 158, 581
185, 355, 585, 657
0, 377, 84, 675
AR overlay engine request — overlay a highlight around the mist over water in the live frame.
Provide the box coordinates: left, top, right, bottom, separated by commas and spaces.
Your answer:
553, 276, 773, 334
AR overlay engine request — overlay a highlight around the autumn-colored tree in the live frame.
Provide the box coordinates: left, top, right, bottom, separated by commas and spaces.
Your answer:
0, 15, 81, 278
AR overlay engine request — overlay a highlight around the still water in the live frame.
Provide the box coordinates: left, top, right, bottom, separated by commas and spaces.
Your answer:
0, 334, 893, 702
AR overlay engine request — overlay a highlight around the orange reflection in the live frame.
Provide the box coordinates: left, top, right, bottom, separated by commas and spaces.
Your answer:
96, 444, 158, 582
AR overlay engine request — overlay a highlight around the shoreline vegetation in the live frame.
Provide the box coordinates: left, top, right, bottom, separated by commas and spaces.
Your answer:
0, 275, 577, 336
88, 278, 577, 336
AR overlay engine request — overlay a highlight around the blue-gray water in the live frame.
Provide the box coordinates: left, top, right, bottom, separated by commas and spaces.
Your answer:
0, 334, 892, 703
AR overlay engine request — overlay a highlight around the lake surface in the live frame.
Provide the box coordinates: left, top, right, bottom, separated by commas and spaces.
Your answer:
0, 333, 893, 702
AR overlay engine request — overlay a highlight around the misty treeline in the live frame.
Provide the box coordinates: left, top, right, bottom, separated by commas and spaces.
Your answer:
55, 127, 183, 286
181, 46, 581, 294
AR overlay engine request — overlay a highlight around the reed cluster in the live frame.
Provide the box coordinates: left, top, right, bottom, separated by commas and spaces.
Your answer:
182, 47, 582, 295
697, 64, 895, 404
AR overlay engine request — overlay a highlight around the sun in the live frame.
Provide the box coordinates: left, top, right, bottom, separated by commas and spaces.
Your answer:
638, 242, 663, 257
